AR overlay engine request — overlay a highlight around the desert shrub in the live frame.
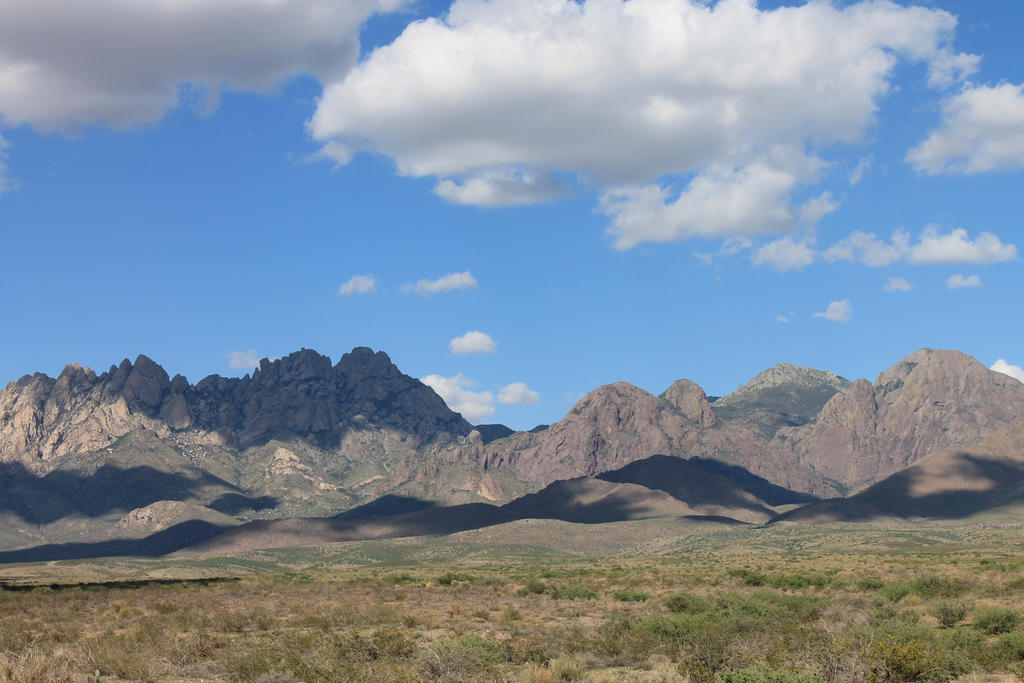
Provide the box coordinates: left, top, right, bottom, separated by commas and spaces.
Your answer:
670, 615, 735, 683
500, 606, 522, 622
385, 572, 420, 585
727, 569, 767, 587
524, 579, 548, 595
665, 592, 711, 613
931, 600, 968, 628
548, 655, 588, 681
591, 616, 657, 666
995, 631, 1024, 661
612, 589, 649, 602
856, 577, 885, 591
549, 584, 597, 600
436, 571, 474, 586
860, 632, 958, 682
767, 574, 831, 590
879, 582, 911, 603
417, 636, 504, 680
974, 607, 1021, 635
909, 575, 968, 598
714, 666, 824, 682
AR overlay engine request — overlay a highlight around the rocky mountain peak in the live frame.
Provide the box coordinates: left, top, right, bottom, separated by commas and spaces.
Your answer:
787, 349, 1024, 491
660, 379, 715, 427
718, 362, 850, 406
0, 347, 473, 469
335, 346, 400, 383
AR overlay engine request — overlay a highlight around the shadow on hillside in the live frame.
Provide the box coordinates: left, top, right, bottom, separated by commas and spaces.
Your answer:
0, 462, 278, 524
774, 452, 1024, 523
0, 576, 239, 592
0, 520, 233, 564
598, 454, 818, 516
333, 495, 439, 521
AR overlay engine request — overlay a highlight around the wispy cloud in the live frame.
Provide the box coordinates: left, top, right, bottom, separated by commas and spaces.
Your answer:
337, 274, 377, 295
883, 277, 913, 292
402, 271, 478, 295
946, 274, 982, 289
226, 349, 260, 370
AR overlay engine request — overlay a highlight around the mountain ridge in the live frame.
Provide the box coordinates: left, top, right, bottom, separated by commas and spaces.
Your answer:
2, 345, 1024, 561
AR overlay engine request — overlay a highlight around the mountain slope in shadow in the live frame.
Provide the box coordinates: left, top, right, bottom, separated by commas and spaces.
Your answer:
773, 417, 1024, 524
181, 454, 800, 556
0, 453, 810, 562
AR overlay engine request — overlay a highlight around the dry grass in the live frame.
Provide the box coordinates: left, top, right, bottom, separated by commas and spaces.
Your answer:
1, 538, 1024, 681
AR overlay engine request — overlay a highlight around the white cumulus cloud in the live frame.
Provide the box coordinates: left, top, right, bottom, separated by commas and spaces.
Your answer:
226, 349, 261, 370
498, 382, 541, 405
991, 359, 1024, 384
908, 227, 1017, 264
603, 149, 831, 249
747, 225, 1015, 274
813, 299, 852, 323
449, 331, 497, 355
752, 236, 817, 272
946, 274, 982, 289
0, 0, 403, 133
310, 0, 975, 243
883, 277, 913, 292
908, 83, 1024, 175
421, 373, 495, 422
337, 274, 377, 296
403, 271, 478, 295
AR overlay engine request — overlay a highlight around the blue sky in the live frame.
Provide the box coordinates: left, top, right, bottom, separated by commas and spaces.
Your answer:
1, 0, 1022, 430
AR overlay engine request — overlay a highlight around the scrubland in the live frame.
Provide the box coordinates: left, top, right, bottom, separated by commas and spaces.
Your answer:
2, 530, 1024, 682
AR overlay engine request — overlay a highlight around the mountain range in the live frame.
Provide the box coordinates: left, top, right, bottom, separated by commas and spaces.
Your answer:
2, 345, 1023, 562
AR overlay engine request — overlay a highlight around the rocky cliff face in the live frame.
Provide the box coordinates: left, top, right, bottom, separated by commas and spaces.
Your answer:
0, 347, 471, 475
780, 349, 1024, 491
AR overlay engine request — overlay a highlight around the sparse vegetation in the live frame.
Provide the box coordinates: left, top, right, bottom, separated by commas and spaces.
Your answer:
2, 529, 1024, 681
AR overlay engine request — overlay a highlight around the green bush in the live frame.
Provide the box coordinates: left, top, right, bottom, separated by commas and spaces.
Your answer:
974, 607, 1021, 635
931, 600, 968, 628
715, 666, 824, 682
612, 589, 650, 602
879, 582, 911, 603
995, 631, 1024, 661
766, 574, 831, 590
416, 635, 504, 679
435, 571, 474, 586
726, 569, 767, 586
665, 592, 711, 613
910, 575, 969, 598
856, 577, 885, 591
860, 631, 961, 682
549, 584, 597, 600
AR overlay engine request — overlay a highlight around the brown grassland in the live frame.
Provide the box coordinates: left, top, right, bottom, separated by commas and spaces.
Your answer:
1, 524, 1023, 682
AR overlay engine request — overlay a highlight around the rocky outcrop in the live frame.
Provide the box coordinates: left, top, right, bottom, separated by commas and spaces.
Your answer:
782, 349, 1024, 491
0, 348, 471, 473
660, 379, 715, 427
